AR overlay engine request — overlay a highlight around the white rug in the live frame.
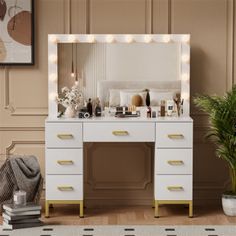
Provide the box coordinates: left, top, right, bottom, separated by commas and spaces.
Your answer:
0, 225, 236, 236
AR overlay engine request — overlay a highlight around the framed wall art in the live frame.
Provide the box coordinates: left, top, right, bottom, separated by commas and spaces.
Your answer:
0, 0, 34, 65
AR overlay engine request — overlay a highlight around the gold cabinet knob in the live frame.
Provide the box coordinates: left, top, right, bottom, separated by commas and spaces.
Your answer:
112, 130, 129, 136
167, 134, 184, 139
57, 186, 74, 191
57, 134, 74, 139
167, 186, 184, 191
57, 160, 74, 165
167, 160, 184, 165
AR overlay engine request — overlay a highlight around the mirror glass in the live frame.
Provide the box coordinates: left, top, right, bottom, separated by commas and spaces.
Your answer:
58, 42, 181, 98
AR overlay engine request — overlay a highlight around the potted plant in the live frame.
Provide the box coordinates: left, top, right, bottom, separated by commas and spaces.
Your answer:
194, 86, 236, 216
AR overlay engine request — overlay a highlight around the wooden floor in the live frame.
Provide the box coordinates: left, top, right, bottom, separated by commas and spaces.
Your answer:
1, 204, 233, 225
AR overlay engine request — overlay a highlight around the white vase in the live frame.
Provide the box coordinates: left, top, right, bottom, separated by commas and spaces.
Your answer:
64, 106, 76, 118
222, 193, 236, 216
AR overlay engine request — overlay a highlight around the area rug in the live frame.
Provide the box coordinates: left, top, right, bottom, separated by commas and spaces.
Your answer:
0, 225, 236, 236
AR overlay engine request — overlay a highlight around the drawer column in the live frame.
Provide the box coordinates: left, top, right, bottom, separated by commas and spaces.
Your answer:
154, 122, 193, 218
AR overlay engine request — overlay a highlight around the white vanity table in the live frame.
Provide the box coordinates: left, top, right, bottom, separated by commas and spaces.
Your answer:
45, 34, 192, 218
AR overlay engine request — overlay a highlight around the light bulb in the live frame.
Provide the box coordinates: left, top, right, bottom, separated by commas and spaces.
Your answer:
49, 73, 57, 82
49, 54, 57, 63
182, 92, 189, 100
68, 35, 76, 42
126, 35, 133, 43
106, 35, 114, 43
144, 35, 152, 43
87, 35, 95, 43
49, 92, 57, 101
181, 73, 190, 81
71, 72, 75, 78
163, 35, 171, 43
49, 35, 58, 43
181, 54, 190, 63
182, 35, 190, 43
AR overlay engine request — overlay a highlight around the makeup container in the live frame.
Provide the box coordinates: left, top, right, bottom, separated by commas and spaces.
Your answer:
167, 100, 174, 116
160, 100, 166, 117
13, 190, 26, 206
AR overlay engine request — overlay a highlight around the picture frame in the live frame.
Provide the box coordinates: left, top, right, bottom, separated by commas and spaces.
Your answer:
0, 0, 34, 65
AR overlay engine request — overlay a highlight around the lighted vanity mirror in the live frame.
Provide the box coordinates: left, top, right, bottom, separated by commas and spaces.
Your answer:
48, 34, 190, 117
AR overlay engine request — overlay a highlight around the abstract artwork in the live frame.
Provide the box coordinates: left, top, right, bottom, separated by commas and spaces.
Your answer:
0, 0, 34, 65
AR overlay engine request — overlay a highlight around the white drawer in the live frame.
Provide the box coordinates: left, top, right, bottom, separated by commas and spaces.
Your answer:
155, 149, 192, 175
155, 175, 192, 200
46, 123, 82, 148
156, 123, 192, 148
46, 149, 83, 175
83, 122, 155, 142
46, 175, 83, 200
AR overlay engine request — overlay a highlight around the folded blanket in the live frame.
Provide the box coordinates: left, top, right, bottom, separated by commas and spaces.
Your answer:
0, 155, 43, 210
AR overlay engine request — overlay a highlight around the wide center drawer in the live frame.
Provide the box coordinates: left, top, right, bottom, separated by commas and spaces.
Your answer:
156, 122, 193, 148
155, 175, 192, 200
155, 149, 192, 175
83, 122, 155, 142
46, 123, 82, 148
46, 149, 83, 175
46, 175, 83, 200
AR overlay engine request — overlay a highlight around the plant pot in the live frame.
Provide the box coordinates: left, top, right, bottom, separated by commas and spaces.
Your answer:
64, 106, 76, 118
222, 193, 236, 216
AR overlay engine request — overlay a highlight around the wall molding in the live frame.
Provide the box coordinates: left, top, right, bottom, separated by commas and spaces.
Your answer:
84, 142, 153, 190
86, 0, 91, 34
145, 0, 153, 34
3, 68, 48, 116
6, 140, 45, 155
0, 127, 45, 131
226, 0, 235, 91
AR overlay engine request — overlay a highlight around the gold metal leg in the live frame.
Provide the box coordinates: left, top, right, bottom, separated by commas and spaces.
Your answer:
189, 201, 193, 218
152, 199, 155, 208
80, 200, 84, 218
154, 200, 159, 218
45, 200, 49, 218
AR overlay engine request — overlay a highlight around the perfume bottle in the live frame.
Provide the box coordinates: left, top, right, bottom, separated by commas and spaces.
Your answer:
95, 98, 102, 117
147, 106, 152, 118
87, 98, 93, 116
160, 100, 165, 117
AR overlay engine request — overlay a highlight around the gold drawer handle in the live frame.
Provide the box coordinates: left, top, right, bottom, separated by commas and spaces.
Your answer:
167, 186, 184, 191
57, 186, 74, 191
57, 160, 74, 165
57, 134, 74, 139
112, 130, 129, 136
168, 134, 184, 139
167, 160, 184, 165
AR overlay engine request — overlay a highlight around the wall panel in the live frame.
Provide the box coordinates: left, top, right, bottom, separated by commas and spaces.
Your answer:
90, 0, 147, 33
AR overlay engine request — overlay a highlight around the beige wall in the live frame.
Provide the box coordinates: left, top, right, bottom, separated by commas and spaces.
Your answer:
0, 0, 235, 206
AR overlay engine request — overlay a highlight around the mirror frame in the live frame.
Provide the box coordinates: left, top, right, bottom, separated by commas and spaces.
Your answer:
48, 34, 190, 118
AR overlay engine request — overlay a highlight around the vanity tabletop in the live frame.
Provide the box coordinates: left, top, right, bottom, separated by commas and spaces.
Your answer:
46, 116, 193, 123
